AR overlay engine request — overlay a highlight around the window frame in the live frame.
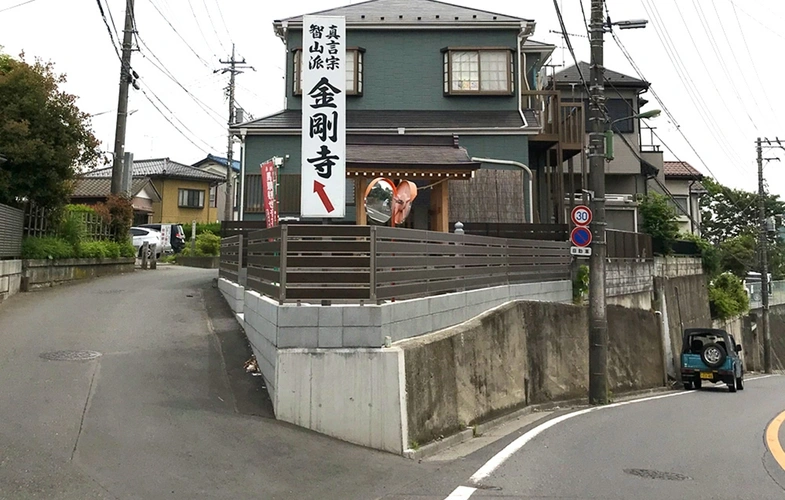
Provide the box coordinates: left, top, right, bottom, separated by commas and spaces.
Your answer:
293, 47, 365, 96
178, 188, 206, 209
442, 47, 515, 96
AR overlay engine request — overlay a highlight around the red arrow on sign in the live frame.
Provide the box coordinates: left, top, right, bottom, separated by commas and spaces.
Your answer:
313, 181, 335, 213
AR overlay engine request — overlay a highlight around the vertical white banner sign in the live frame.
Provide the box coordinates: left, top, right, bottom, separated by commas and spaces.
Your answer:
300, 15, 346, 218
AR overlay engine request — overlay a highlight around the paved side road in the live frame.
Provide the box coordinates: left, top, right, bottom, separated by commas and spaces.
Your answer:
0, 267, 436, 500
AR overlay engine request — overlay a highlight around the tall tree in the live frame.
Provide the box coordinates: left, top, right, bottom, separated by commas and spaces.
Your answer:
0, 53, 100, 208
700, 177, 785, 245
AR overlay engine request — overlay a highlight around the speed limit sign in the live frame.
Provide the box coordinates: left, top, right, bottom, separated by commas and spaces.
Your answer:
571, 205, 592, 226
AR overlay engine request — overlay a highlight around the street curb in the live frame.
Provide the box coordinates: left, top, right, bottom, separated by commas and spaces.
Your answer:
403, 384, 677, 461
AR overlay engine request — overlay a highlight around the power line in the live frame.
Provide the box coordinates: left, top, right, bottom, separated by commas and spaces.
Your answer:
138, 84, 212, 155
146, 0, 213, 69
0, 0, 36, 14
135, 33, 226, 125
691, 0, 758, 131
552, 0, 589, 95
201, 0, 229, 53
212, 0, 233, 43
95, 0, 121, 60
188, 0, 222, 58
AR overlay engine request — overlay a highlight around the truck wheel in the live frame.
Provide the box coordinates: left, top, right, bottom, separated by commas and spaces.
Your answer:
728, 380, 737, 393
694, 379, 702, 390
684, 381, 693, 390
700, 343, 727, 369
736, 375, 744, 390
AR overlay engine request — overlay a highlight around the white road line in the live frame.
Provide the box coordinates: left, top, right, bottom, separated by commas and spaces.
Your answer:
445, 374, 780, 499
444, 486, 477, 499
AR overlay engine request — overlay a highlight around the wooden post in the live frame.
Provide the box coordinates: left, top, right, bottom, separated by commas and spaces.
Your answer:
150, 244, 157, 269
278, 225, 288, 304
430, 180, 449, 232
141, 242, 148, 269
355, 177, 367, 225
237, 234, 244, 276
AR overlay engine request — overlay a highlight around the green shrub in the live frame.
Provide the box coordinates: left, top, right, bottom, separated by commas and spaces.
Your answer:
680, 233, 721, 278
573, 264, 589, 304
195, 231, 221, 256
21, 237, 75, 259
64, 204, 97, 214
58, 213, 86, 247
77, 241, 108, 258
709, 273, 750, 320
183, 222, 221, 240
118, 242, 136, 258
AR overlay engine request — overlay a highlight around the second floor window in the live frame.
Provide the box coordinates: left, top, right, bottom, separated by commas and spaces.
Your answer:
444, 49, 513, 95
178, 189, 205, 209
294, 48, 363, 96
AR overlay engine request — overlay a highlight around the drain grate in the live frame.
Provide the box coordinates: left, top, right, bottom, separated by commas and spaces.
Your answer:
624, 469, 691, 481
40, 350, 102, 362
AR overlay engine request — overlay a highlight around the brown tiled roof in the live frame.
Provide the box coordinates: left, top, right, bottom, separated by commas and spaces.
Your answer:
235, 109, 539, 132
71, 177, 160, 200
663, 161, 703, 179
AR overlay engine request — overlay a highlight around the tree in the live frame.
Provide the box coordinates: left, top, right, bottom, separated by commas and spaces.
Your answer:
639, 192, 680, 246
718, 234, 756, 278
700, 177, 785, 245
0, 53, 100, 209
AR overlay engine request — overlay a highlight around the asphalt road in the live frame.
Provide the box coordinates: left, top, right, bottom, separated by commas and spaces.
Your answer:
5, 266, 785, 500
441, 375, 785, 500
0, 266, 436, 500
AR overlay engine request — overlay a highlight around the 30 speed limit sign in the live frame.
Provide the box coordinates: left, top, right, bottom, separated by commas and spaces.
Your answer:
571, 205, 592, 226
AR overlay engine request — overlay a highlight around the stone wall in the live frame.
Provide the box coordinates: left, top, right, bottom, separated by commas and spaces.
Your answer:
0, 260, 22, 304
399, 301, 664, 446
21, 258, 135, 290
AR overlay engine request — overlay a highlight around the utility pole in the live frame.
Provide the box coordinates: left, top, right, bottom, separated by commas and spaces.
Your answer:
111, 0, 137, 195
588, 0, 608, 404
757, 137, 772, 374
217, 45, 253, 221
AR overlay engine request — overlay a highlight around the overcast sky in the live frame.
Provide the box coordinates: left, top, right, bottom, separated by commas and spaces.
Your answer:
1, 0, 783, 197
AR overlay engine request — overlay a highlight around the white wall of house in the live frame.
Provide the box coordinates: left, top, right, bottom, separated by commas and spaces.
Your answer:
663, 178, 701, 235
194, 161, 238, 221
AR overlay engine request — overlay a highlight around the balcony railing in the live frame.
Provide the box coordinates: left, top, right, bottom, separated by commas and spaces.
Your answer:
523, 90, 585, 147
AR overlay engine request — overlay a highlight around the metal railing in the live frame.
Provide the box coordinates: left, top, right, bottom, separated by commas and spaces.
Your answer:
232, 224, 571, 304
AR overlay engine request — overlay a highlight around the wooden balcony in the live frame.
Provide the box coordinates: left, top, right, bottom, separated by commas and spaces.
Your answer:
523, 90, 585, 152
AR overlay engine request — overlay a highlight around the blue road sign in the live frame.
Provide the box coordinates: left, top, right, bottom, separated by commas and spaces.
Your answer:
570, 226, 592, 247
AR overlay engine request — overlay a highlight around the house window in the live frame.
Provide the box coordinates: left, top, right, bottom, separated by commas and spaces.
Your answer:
178, 189, 205, 209
669, 195, 690, 216
294, 48, 363, 95
209, 186, 217, 208
443, 49, 513, 95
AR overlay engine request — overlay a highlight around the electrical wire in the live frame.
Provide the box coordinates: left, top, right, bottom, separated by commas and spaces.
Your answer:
552, 0, 590, 96
146, 0, 213, 69
188, 0, 221, 58
212, 0, 233, 44
0, 0, 36, 14
201, 0, 229, 53
138, 84, 213, 155
95, 0, 121, 60
102, 0, 121, 42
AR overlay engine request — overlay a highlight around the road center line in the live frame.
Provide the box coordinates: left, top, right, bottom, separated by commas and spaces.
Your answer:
452, 374, 778, 498
766, 409, 785, 471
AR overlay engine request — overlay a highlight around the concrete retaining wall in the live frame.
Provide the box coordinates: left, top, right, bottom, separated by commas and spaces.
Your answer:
218, 277, 244, 314
21, 258, 135, 290
276, 348, 407, 454
177, 256, 219, 269
0, 259, 22, 304
399, 301, 663, 446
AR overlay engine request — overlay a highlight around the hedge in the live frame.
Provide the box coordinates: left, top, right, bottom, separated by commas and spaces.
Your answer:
21, 237, 135, 260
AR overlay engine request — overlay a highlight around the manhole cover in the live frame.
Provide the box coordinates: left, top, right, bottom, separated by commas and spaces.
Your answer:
40, 350, 102, 361
624, 469, 690, 481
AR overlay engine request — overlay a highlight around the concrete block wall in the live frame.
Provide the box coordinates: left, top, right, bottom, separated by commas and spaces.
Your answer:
217, 278, 244, 314
0, 260, 22, 304
242, 290, 279, 403
655, 257, 703, 278
606, 260, 654, 298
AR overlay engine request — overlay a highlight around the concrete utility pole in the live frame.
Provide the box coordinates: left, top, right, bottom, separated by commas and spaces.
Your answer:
217, 45, 253, 221
111, 0, 137, 195
757, 137, 772, 374
588, 0, 608, 404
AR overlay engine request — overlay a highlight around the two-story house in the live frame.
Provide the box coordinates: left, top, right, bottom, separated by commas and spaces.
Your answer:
659, 161, 704, 235
549, 61, 663, 231
231, 0, 585, 231
191, 154, 241, 221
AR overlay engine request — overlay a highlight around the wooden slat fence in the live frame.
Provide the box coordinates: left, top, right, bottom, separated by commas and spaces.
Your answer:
455, 222, 569, 241
24, 203, 51, 238
606, 229, 653, 260
0, 203, 23, 258
237, 224, 571, 304
219, 235, 242, 283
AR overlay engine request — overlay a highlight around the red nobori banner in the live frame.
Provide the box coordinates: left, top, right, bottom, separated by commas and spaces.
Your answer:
261, 160, 278, 228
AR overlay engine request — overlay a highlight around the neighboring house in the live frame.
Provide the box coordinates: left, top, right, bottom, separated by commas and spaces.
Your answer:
83, 158, 225, 224
230, 0, 585, 230
658, 161, 704, 235
70, 177, 162, 226
549, 61, 662, 232
191, 154, 241, 221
